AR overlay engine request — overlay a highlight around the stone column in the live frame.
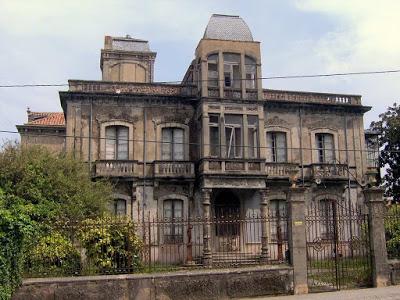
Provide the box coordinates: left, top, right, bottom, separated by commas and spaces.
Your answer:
202, 188, 212, 266
287, 187, 308, 295
259, 189, 269, 263
364, 187, 390, 287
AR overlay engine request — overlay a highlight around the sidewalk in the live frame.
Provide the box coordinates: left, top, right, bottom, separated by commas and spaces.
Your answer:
240, 285, 400, 300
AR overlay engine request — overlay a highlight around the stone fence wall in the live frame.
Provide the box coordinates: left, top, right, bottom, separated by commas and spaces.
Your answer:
13, 266, 293, 300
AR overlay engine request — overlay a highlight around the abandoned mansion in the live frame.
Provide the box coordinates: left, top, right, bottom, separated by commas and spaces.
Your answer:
17, 14, 382, 272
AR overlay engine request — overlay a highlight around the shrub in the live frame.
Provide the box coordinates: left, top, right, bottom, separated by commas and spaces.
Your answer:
26, 232, 81, 277
77, 216, 142, 274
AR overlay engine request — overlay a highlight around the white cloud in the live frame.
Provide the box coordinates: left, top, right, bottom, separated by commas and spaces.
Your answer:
294, 0, 400, 123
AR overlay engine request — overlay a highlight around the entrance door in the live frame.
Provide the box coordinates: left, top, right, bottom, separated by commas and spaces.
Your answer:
213, 191, 240, 252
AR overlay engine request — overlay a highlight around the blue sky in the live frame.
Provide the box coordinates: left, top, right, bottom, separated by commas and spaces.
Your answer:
0, 0, 399, 144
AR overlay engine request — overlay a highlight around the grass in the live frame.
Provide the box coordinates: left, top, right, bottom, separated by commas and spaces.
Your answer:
308, 257, 372, 289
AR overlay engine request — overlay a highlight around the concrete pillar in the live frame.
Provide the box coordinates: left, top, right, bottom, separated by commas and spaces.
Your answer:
259, 189, 269, 263
202, 188, 212, 266
287, 187, 308, 295
364, 187, 390, 287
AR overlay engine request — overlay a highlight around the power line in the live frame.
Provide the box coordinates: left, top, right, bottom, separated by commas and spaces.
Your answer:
0, 69, 400, 88
0, 129, 389, 154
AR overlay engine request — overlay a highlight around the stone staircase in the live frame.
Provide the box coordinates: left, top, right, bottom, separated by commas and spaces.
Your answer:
212, 252, 260, 266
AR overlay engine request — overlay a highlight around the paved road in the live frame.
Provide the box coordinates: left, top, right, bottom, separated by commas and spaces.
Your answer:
240, 286, 400, 300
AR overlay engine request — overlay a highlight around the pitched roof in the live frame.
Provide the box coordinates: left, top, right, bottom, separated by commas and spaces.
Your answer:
203, 14, 254, 42
27, 112, 65, 126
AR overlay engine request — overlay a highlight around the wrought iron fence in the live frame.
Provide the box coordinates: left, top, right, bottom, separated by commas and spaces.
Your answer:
23, 214, 289, 278
384, 204, 400, 259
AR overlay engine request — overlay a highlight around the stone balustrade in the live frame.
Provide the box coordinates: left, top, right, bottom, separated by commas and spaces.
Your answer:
95, 160, 137, 177
201, 158, 265, 175
263, 89, 362, 105
154, 161, 195, 178
265, 162, 299, 178
69, 80, 197, 96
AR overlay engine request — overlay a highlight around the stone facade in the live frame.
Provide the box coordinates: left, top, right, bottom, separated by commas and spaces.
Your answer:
18, 14, 380, 271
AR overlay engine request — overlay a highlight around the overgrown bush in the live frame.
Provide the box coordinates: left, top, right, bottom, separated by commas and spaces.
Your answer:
0, 144, 113, 299
385, 204, 400, 258
78, 216, 142, 274
26, 232, 81, 277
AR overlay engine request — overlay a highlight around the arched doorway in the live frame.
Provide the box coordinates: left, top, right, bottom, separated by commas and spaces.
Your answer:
213, 190, 241, 252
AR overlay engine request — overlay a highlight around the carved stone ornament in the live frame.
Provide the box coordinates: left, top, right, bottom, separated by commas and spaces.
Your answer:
265, 116, 289, 127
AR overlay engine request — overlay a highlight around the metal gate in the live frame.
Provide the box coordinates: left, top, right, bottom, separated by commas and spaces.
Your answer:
305, 199, 372, 291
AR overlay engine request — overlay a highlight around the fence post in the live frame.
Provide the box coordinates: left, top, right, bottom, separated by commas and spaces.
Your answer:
259, 189, 269, 263
202, 188, 212, 267
364, 187, 390, 287
288, 187, 308, 295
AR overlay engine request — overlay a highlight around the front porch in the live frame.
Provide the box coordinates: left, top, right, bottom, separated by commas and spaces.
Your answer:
140, 188, 289, 268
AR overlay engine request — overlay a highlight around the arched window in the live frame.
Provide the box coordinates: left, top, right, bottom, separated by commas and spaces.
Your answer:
245, 56, 256, 89
161, 127, 184, 160
208, 54, 219, 87
223, 53, 241, 88
266, 132, 287, 162
105, 125, 129, 160
163, 199, 183, 243
113, 199, 127, 216
315, 133, 335, 163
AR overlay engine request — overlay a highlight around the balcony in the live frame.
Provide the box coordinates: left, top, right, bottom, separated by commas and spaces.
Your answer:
94, 160, 137, 177
311, 163, 348, 180
154, 161, 195, 179
265, 162, 299, 179
200, 158, 265, 176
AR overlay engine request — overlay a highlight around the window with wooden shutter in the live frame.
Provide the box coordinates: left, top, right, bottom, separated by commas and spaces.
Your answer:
105, 126, 129, 160
161, 128, 184, 160
163, 200, 183, 243
316, 133, 335, 163
245, 56, 256, 89
266, 132, 287, 162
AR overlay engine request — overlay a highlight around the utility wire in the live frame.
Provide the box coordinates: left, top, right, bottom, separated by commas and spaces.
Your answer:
0, 129, 387, 154
0, 69, 400, 88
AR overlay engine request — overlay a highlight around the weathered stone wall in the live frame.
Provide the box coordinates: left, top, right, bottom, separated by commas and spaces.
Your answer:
389, 260, 400, 285
13, 266, 293, 300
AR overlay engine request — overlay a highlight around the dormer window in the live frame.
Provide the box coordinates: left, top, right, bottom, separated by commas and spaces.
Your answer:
208, 54, 219, 87
245, 56, 256, 89
223, 53, 241, 89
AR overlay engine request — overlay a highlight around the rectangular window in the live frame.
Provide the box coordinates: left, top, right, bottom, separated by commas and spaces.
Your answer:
208, 62, 218, 87
316, 133, 335, 163
163, 200, 183, 244
269, 200, 287, 241
162, 128, 184, 160
247, 115, 259, 158
223, 53, 241, 89
113, 199, 126, 216
245, 56, 256, 89
209, 114, 220, 156
225, 114, 243, 158
266, 132, 287, 162
105, 126, 129, 160
319, 200, 334, 240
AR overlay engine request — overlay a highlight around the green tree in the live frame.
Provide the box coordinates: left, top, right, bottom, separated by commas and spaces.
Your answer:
0, 143, 113, 299
370, 103, 400, 201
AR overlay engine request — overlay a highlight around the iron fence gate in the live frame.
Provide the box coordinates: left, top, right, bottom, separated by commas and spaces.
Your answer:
305, 200, 372, 291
